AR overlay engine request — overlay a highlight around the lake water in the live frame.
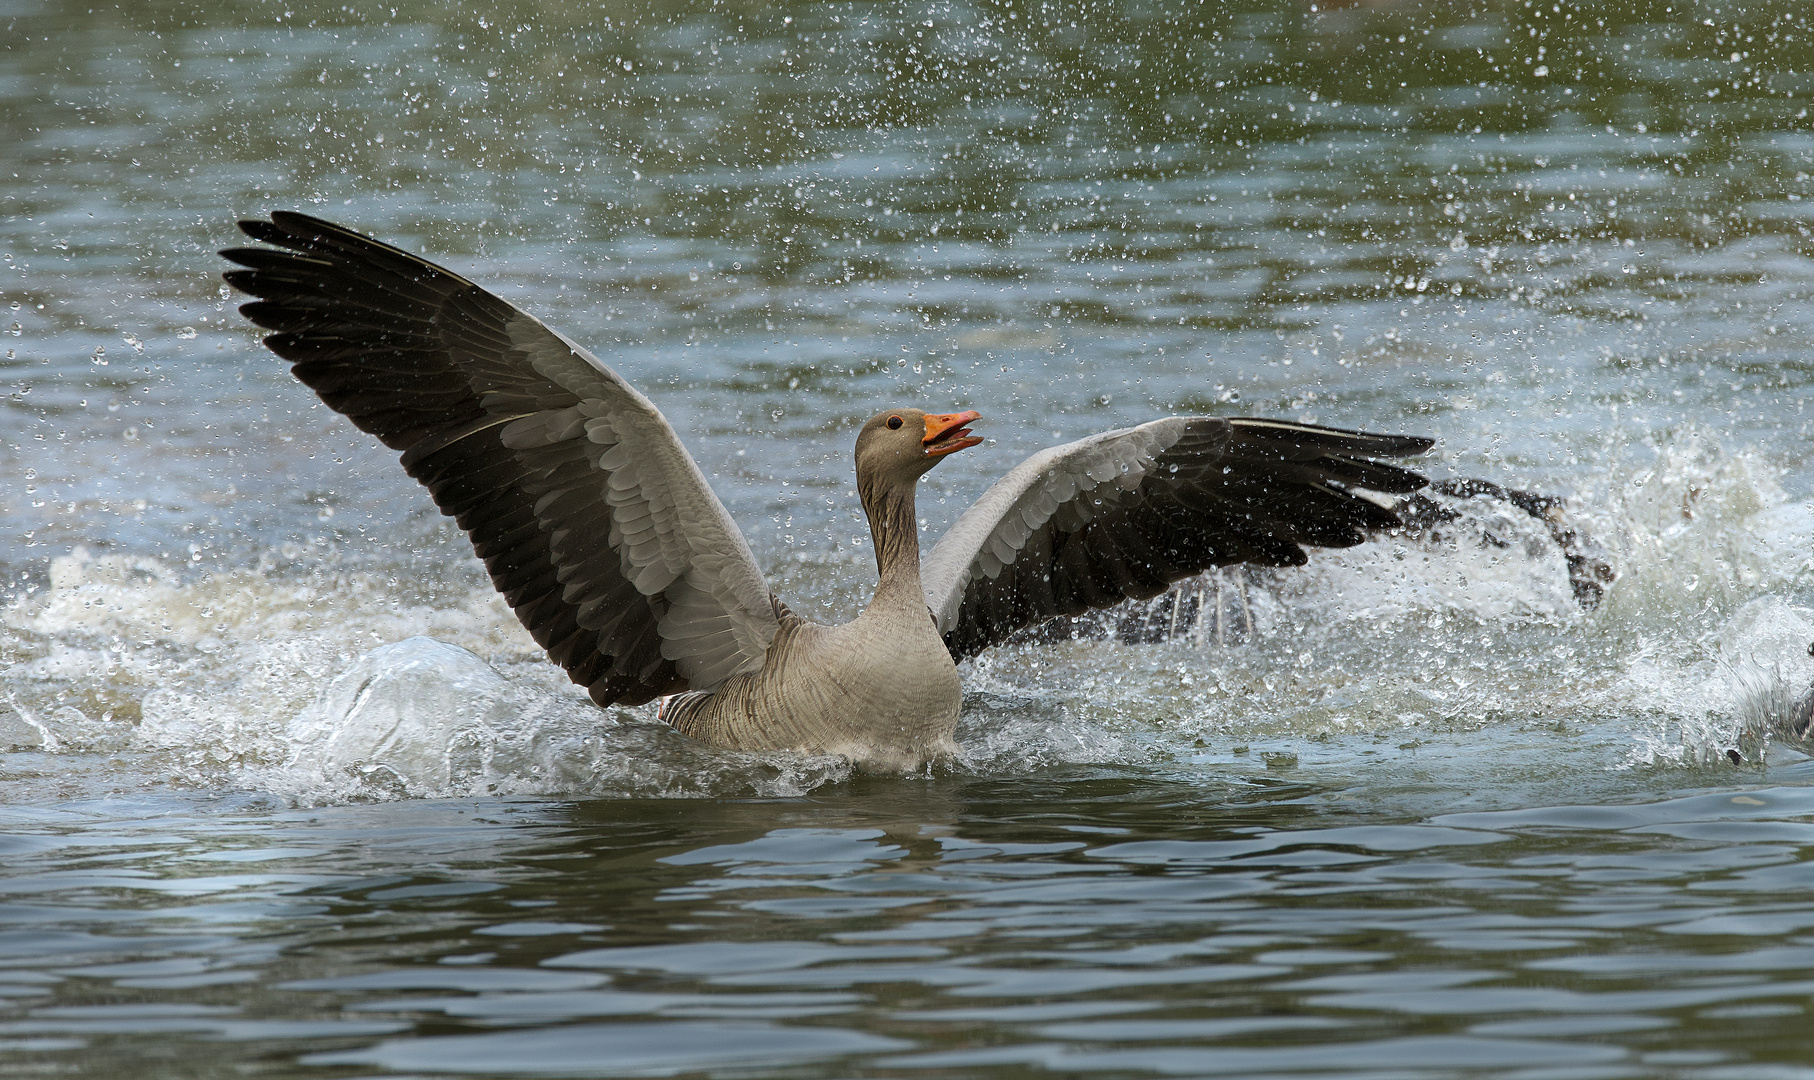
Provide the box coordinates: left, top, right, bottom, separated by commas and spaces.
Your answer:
5, 0, 1814, 1075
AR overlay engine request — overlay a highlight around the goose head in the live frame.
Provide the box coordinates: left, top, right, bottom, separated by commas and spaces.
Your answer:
854, 408, 983, 491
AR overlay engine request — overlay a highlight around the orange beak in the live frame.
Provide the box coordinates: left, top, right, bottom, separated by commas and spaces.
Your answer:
923, 410, 983, 457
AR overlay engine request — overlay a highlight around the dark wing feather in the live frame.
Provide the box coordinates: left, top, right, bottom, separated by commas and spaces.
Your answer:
923, 417, 1431, 660
222, 211, 778, 705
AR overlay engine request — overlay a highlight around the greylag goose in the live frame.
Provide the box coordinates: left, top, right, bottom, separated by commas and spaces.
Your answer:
221, 212, 1433, 770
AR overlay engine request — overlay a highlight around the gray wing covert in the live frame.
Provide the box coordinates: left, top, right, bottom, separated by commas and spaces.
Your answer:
221, 211, 777, 705
922, 417, 1432, 661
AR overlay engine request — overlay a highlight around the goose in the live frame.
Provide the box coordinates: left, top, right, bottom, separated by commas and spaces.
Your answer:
221, 212, 1433, 771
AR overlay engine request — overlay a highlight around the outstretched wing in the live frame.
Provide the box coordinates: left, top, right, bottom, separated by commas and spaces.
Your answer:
221, 211, 779, 705
922, 417, 1432, 660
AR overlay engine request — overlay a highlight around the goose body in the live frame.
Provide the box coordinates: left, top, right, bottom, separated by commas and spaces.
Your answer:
223, 212, 1434, 771
662, 602, 964, 770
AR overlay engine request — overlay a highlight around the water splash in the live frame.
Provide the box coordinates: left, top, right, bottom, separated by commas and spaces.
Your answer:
1590, 428, 1796, 625
6, 419, 1811, 801
256, 637, 851, 802
1619, 593, 1814, 770
1718, 597, 1814, 762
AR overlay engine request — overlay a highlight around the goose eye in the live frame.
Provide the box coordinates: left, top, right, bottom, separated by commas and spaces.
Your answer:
886, 415, 903, 430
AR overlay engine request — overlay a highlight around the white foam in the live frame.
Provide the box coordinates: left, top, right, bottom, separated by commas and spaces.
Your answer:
254, 637, 850, 801
954, 682, 1153, 773
5, 419, 1812, 799
1589, 429, 1796, 622
284, 637, 554, 796
1715, 597, 1814, 755
1276, 503, 1582, 630
1576, 431, 1814, 767
2, 549, 849, 799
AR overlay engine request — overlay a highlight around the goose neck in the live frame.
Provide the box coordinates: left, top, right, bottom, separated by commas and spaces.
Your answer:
861, 477, 924, 607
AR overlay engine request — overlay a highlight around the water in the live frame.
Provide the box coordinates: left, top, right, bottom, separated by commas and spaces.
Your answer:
4, 0, 1814, 1073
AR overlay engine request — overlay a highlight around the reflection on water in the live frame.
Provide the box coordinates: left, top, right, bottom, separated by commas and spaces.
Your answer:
4, 0, 1814, 1073
9, 775, 1814, 1076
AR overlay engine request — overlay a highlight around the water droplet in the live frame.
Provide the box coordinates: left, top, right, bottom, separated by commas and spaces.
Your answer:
177, 326, 198, 339
1449, 233, 1469, 252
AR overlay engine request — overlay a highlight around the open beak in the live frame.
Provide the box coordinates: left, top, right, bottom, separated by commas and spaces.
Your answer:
923, 410, 983, 457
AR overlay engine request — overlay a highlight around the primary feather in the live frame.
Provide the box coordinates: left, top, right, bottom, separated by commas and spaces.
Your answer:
222, 212, 778, 707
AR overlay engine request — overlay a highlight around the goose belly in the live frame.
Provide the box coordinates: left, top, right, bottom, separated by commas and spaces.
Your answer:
662, 620, 962, 771
795, 626, 963, 768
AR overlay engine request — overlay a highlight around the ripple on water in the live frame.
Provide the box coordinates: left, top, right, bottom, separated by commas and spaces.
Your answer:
1, 779, 1814, 1073
6, 0, 1814, 1075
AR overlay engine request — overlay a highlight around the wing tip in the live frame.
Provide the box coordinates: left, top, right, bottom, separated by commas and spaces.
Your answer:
1224, 417, 1435, 459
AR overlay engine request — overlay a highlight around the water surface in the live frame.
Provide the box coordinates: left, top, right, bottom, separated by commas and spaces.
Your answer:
4, 0, 1814, 1074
